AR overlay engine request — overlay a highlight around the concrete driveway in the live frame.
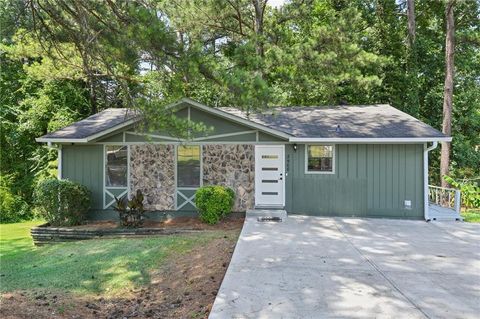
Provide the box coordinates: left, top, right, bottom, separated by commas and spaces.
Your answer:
210, 216, 480, 319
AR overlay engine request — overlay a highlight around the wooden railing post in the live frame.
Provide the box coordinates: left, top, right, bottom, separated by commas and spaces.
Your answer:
454, 189, 461, 215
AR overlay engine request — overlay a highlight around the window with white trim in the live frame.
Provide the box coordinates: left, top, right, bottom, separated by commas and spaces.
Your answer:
105, 145, 128, 187
177, 145, 201, 187
306, 145, 334, 173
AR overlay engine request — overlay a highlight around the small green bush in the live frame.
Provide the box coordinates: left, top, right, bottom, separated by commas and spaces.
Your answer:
195, 185, 235, 224
444, 176, 480, 208
34, 178, 91, 226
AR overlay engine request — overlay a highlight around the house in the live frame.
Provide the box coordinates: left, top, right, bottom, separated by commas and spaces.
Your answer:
36, 98, 452, 220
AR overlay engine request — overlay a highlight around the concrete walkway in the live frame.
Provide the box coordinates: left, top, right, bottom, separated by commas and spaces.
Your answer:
210, 216, 480, 319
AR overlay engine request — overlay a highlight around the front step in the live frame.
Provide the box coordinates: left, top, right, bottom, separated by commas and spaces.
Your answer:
246, 209, 287, 221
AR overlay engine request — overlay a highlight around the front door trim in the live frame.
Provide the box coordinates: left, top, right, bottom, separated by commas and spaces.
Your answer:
254, 145, 285, 208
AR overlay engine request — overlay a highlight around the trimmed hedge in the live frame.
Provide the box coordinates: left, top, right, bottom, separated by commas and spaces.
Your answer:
195, 186, 235, 224
34, 179, 91, 226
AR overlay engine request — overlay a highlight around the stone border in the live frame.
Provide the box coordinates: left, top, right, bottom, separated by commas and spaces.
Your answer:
31, 224, 204, 246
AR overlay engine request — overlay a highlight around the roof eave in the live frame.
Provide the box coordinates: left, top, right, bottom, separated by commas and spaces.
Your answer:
36, 118, 139, 144
289, 137, 452, 143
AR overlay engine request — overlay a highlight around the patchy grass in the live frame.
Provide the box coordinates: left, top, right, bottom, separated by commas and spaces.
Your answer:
0, 221, 230, 296
462, 209, 480, 223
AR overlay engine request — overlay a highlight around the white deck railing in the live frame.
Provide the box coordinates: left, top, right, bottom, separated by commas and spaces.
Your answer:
428, 185, 461, 214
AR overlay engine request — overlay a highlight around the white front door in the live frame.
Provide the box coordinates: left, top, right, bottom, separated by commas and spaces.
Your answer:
255, 145, 285, 207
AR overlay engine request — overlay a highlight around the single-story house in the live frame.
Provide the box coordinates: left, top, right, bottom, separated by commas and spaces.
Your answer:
36, 98, 451, 220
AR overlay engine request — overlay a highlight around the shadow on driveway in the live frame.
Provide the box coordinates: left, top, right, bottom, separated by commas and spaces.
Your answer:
210, 216, 480, 319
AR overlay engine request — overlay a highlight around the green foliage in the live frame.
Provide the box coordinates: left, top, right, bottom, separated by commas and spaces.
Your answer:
34, 179, 91, 226
444, 176, 480, 209
1, 0, 479, 217
0, 176, 33, 223
113, 190, 145, 228
195, 186, 235, 224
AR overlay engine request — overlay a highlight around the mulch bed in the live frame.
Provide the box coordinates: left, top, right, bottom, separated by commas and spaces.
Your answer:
31, 216, 245, 245
1, 220, 243, 319
71, 216, 244, 231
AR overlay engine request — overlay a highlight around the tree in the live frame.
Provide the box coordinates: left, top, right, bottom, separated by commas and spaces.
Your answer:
1, 0, 479, 220
440, 0, 455, 187
406, 0, 419, 117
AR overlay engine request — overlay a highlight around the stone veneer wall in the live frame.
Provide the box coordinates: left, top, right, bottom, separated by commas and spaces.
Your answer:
202, 145, 255, 212
130, 145, 175, 211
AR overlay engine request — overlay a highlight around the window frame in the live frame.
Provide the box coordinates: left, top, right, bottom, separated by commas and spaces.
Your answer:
304, 144, 336, 175
175, 144, 202, 189
105, 145, 129, 188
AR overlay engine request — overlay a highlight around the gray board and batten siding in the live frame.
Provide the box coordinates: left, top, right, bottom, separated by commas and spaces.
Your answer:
285, 144, 424, 218
47, 99, 445, 219
60, 144, 424, 219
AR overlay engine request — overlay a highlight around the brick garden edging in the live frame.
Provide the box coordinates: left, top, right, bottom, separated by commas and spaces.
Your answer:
30, 224, 205, 246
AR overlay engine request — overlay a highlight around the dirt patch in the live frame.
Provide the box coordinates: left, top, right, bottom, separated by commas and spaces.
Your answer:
61, 215, 244, 231
0, 228, 241, 319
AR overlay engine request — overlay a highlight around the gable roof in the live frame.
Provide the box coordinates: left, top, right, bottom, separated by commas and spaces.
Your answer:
36, 108, 138, 143
36, 98, 450, 143
221, 104, 449, 142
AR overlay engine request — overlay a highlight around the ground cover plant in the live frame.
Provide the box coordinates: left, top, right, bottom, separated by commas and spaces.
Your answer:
461, 209, 480, 223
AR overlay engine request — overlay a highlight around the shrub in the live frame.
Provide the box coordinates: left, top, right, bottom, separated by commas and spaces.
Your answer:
34, 178, 91, 226
113, 189, 145, 228
444, 176, 480, 208
195, 185, 235, 224
0, 187, 33, 223
0, 175, 35, 223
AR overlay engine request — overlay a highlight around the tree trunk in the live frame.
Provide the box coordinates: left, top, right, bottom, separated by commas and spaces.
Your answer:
252, 0, 266, 58
407, 0, 416, 46
440, 0, 455, 188
406, 0, 419, 117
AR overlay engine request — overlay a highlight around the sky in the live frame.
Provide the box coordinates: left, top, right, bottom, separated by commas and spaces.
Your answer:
268, 0, 287, 9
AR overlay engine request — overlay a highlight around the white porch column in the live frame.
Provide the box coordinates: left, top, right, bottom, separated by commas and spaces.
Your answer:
423, 141, 438, 221
57, 145, 63, 180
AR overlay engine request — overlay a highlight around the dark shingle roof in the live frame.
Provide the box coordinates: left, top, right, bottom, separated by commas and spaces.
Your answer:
38, 108, 137, 140
38, 102, 447, 142
220, 104, 445, 138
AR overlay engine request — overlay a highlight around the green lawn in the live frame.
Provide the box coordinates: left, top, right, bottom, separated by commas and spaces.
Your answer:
462, 209, 480, 223
0, 221, 227, 296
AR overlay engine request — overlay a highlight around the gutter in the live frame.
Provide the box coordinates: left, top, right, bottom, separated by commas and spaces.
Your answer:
423, 141, 438, 221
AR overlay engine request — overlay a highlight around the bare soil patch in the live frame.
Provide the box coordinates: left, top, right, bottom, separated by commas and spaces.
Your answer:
1, 220, 242, 319
68, 216, 244, 231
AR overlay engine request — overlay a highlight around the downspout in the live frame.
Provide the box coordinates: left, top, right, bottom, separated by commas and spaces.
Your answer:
424, 141, 438, 221
46, 142, 62, 180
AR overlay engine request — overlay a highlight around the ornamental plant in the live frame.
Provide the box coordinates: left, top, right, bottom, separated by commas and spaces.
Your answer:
114, 189, 145, 228
34, 178, 91, 226
195, 185, 235, 224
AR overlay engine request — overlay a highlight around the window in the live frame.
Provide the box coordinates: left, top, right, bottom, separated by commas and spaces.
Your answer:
106, 145, 128, 187
177, 145, 201, 187
306, 145, 334, 173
